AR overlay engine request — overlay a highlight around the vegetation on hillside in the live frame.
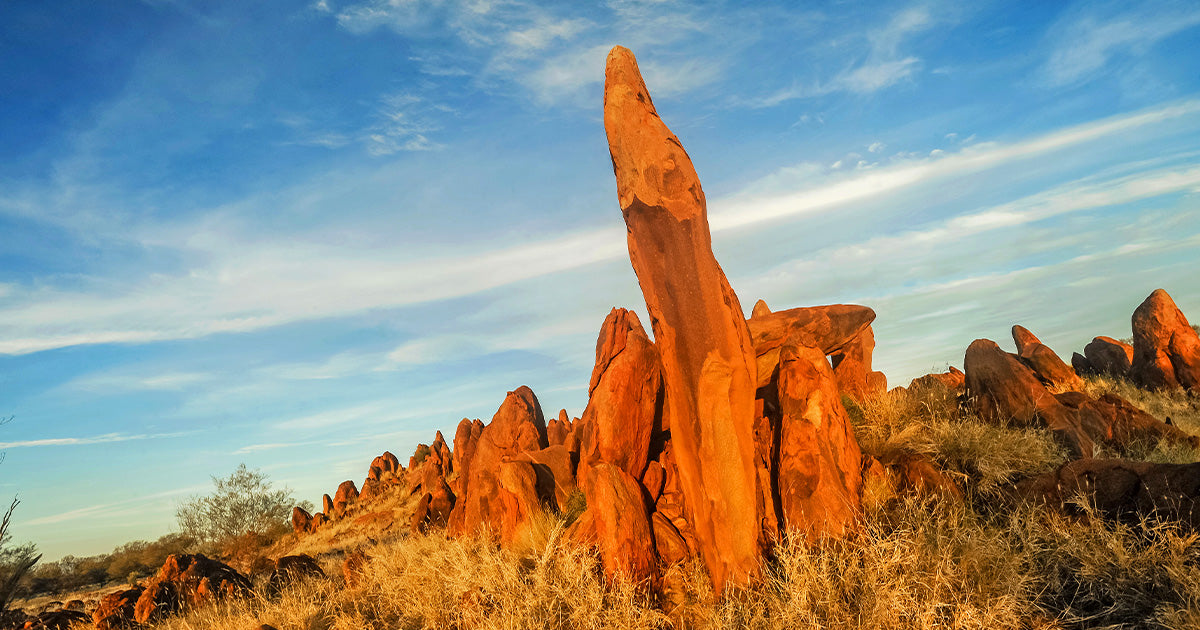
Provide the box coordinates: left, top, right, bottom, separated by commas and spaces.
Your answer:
120, 378, 1200, 630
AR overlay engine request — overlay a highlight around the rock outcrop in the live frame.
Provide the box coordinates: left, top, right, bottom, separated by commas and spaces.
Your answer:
133, 554, 251, 624
1017, 459, 1200, 527
774, 345, 863, 539
1011, 325, 1083, 391
1131, 289, 1200, 391
747, 304, 876, 389
964, 339, 1093, 458
1083, 336, 1134, 378
908, 366, 965, 395
447, 386, 548, 542
604, 45, 764, 590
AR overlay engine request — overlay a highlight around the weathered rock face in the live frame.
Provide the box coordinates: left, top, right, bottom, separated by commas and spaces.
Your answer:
578, 462, 657, 582
547, 410, 572, 447
133, 554, 251, 624
908, 366, 966, 395
1084, 336, 1133, 378
92, 589, 144, 630
1011, 325, 1042, 355
748, 304, 876, 389
1131, 289, 1200, 391
1022, 345, 1082, 391
1055, 391, 1199, 452
775, 344, 863, 540
291, 506, 313, 534
751, 299, 772, 319
332, 480, 359, 518
1071, 352, 1094, 376
964, 339, 1093, 458
831, 326, 886, 402
513, 444, 578, 511
448, 386, 549, 538
604, 45, 762, 591
1016, 459, 1200, 528
452, 418, 485, 495
368, 452, 401, 480
576, 308, 663, 479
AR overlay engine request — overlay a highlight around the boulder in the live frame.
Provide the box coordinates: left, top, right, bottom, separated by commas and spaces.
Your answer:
512, 444, 578, 511
775, 344, 863, 540
880, 453, 962, 500
1084, 336, 1133, 378
322, 494, 334, 517
908, 366, 965, 395
291, 506, 312, 534
605, 45, 762, 591
133, 554, 251, 624
748, 304, 876, 388
547, 410, 572, 447
311, 512, 327, 531
751, 299, 771, 319
368, 451, 401, 480
1071, 352, 1094, 377
831, 326, 886, 402
266, 554, 324, 595
1019, 343, 1084, 391
1016, 459, 1200, 527
24, 609, 88, 630
578, 462, 657, 582
332, 480, 359, 517
964, 339, 1093, 458
452, 418, 484, 495
1131, 289, 1200, 391
448, 386, 548, 538
576, 308, 663, 479
1055, 391, 1199, 452
1011, 325, 1042, 355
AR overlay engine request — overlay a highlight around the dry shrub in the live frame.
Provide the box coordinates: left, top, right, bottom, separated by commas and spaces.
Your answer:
853, 387, 1066, 499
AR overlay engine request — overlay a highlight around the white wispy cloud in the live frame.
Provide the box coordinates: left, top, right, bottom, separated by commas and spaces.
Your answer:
0, 432, 190, 449
1042, 1, 1200, 87
0, 100, 1194, 356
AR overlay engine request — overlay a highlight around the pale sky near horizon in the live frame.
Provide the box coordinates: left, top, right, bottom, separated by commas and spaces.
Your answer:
2, 0, 1200, 561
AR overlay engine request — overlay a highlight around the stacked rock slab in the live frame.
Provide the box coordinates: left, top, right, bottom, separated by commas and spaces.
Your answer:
1131, 288, 1200, 391
604, 45, 763, 591
964, 339, 1093, 459
1011, 325, 1084, 391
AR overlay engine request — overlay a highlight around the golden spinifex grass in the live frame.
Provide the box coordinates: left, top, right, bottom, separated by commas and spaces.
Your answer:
139, 381, 1200, 630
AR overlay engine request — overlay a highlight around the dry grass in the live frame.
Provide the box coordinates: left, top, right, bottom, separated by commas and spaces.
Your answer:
101, 381, 1200, 630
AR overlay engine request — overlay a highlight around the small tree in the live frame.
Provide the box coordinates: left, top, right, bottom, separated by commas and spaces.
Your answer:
0, 499, 40, 610
176, 464, 306, 545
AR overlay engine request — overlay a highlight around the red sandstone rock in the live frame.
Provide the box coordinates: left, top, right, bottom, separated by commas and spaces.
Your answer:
332, 480, 359, 517
605, 45, 762, 591
1020, 343, 1085, 391
1084, 336, 1133, 378
1016, 459, 1200, 527
579, 462, 657, 582
751, 299, 771, 319
1132, 289, 1200, 391
964, 339, 1093, 458
881, 453, 962, 500
547, 409, 572, 447
513, 444, 578, 511
133, 554, 251, 624
1011, 325, 1042, 355
831, 325, 885, 402
322, 494, 334, 517
748, 304, 876, 388
291, 506, 313, 534
369, 451, 401, 480
448, 386, 548, 538
576, 308, 663, 479
92, 588, 143, 630
775, 344, 863, 540
311, 512, 327, 530
908, 366, 966, 395
1055, 391, 1199, 452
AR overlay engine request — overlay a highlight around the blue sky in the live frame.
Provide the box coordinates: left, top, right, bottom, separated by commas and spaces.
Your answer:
2, 0, 1199, 560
